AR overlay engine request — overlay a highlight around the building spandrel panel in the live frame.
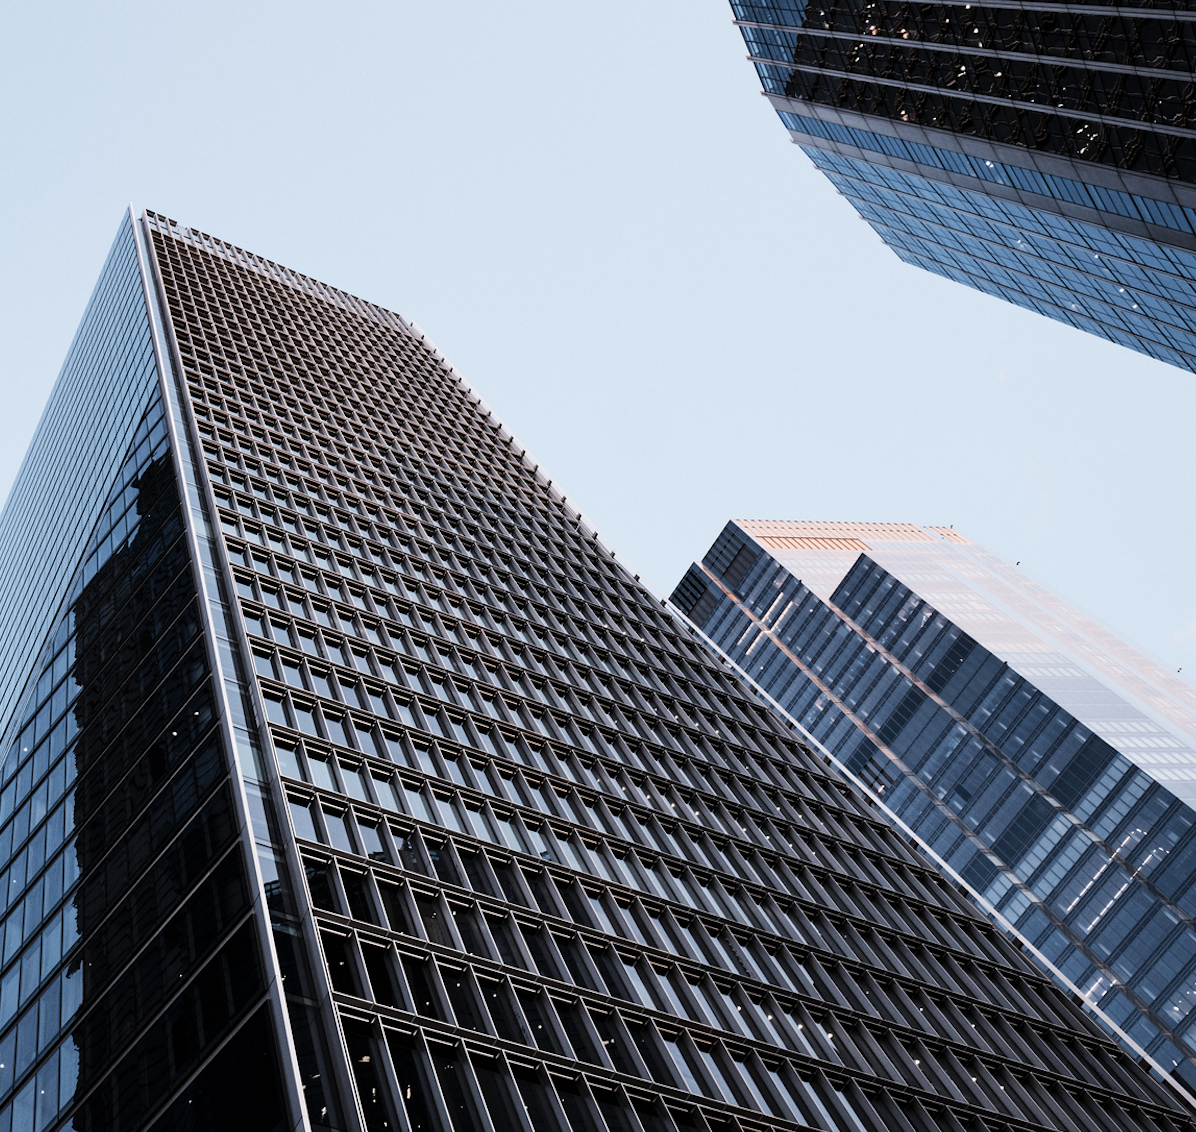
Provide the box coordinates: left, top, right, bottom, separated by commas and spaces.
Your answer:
73, 207, 1191, 1131
729, 1, 1196, 371
672, 519, 1196, 1096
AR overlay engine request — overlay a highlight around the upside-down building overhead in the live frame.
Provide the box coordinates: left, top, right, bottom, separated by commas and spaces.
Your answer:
732, 0, 1196, 371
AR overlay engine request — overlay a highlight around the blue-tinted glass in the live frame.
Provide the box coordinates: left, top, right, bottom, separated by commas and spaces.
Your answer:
0, 215, 160, 732
677, 522, 1196, 1088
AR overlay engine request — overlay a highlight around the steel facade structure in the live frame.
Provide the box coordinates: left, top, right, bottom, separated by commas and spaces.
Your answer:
0, 212, 1193, 1131
671, 520, 1196, 1093
732, 0, 1196, 370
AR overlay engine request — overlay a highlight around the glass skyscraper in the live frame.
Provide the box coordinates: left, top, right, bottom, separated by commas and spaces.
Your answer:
731, 1, 1196, 370
1, 212, 1192, 1132
672, 519, 1196, 1092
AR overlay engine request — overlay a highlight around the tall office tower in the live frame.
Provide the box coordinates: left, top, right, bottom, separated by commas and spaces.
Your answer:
732, 1, 1196, 371
672, 520, 1196, 1093
1, 215, 1192, 1132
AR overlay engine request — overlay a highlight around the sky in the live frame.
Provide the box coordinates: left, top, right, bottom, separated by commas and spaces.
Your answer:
2, 2, 1194, 683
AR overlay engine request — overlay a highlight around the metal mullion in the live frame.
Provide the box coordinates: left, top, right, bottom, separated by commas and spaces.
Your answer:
310, 891, 1162, 1117
292, 787, 1079, 1038
362, 986, 1075, 1132
387, 1025, 459, 1132
296, 734, 991, 952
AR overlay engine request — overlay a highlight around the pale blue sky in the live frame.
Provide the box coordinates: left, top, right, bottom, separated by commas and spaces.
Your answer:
2, 2, 1194, 679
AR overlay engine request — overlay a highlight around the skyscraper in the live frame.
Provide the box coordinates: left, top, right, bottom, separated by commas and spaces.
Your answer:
672, 519, 1196, 1091
0, 213, 1192, 1132
731, 1, 1196, 371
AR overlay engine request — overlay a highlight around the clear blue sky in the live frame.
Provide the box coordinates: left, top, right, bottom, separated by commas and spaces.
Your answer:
2, 2, 1194, 679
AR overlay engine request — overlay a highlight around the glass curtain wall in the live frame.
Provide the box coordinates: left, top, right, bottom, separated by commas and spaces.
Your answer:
673, 521, 1196, 1092
730, 0, 1196, 371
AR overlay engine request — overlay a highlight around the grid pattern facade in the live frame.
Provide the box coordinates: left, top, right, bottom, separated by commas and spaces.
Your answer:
731, 0, 1196, 371
671, 522, 1196, 1093
128, 210, 1196, 1132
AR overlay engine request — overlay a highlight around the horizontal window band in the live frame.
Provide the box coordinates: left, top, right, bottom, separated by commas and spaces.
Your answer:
265, 713, 952, 923
750, 53, 1196, 141
306, 872, 1146, 1121
286, 769, 1063, 999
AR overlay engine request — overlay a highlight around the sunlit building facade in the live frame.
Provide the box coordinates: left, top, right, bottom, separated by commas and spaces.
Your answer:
732, 1, 1196, 370
672, 519, 1196, 1090
0, 212, 1191, 1131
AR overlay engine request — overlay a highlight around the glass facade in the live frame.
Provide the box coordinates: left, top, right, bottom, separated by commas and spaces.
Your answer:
672, 519, 1196, 1093
731, 0, 1196, 371
3, 212, 1195, 1129
0, 214, 162, 732
0, 214, 291, 1132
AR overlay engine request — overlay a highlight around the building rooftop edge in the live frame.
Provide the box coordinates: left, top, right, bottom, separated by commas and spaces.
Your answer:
143, 210, 413, 338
